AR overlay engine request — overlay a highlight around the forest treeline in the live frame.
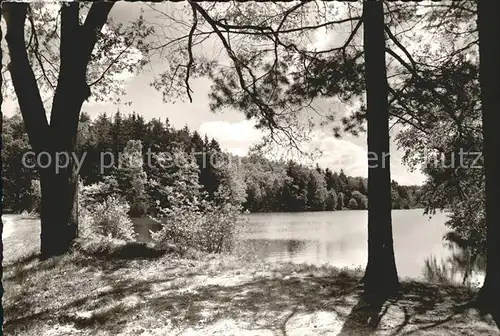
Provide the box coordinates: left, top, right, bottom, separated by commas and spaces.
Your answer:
2, 111, 421, 214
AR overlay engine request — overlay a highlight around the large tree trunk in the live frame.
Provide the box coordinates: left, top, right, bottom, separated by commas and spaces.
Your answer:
362, 0, 399, 303
1, 4, 5, 328
39, 157, 80, 258
38, 2, 90, 257
477, 0, 500, 322
4, 2, 113, 258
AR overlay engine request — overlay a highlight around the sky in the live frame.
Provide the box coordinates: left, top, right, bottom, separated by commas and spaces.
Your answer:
1, 1, 427, 185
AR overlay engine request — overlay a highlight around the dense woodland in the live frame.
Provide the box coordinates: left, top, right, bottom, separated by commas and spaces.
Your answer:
2, 111, 422, 215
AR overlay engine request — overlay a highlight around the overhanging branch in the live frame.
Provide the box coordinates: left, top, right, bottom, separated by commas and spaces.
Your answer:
27, 9, 54, 89
185, 6, 198, 103
88, 36, 136, 87
82, 2, 115, 62
385, 25, 417, 72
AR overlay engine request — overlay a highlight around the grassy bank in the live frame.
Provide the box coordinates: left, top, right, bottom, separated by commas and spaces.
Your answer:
2, 216, 499, 335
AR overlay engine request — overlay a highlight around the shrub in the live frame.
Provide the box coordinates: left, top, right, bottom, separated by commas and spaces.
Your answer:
79, 195, 136, 242
149, 202, 203, 249
196, 203, 243, 254
113, 140, 149, 217
79, 177, 120, 209
79, 140, 149, 217
146, 147, 244, 254
149, 164, 245, 254
28, 179, 41, 215
348, 198, 358, 210
150, 202, 244, 254
75, 234, 129, 257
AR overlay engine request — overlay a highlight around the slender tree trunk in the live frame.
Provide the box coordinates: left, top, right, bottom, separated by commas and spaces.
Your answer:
362, 0, 399, 303
477, 0, 500, 322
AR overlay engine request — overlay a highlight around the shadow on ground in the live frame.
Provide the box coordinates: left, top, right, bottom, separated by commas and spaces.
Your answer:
3, 253, 499, 336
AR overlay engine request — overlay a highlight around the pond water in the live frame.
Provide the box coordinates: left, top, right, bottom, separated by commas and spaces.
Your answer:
131, 209, 485, 286
2, 209, 484, 285
236, 209, 485, 286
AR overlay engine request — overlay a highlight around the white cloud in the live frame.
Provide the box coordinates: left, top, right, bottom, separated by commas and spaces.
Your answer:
310, 131, 367, 177
226, 147, 250, 157
309, 26, 330, 51
306, 3, 360, 53
199, 120, 264, 155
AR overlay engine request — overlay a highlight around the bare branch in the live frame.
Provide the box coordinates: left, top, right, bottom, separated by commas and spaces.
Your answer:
388, 87, 429, 135
211, 13, 362, 35
88, 37, 136, 87
190, 1, 278, 130
385, 25, 418, 72
185, 5, 198, 103
421, 3, 477, 15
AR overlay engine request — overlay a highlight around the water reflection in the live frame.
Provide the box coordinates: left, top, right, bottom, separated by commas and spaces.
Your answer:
237, 210, 450, 278
234, 237, 367, 270
132, 217, 162, 242
234, 239, 309, 260
132, 210, 485, 285
422, 242, 486, 288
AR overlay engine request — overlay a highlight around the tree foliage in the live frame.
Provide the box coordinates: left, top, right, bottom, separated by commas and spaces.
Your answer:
3, 111, 421, 216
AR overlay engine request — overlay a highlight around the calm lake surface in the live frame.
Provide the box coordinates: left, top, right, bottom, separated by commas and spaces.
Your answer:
236, 209, 485, 285
2, 209, 484, 285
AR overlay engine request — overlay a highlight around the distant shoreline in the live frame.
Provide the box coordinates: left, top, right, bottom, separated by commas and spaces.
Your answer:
245, 207, 427, 214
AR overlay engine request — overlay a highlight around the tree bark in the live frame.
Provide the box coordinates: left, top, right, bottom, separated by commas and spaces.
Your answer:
362, 0, 399, 303
1, 4, 5, 328
39, 163, 79, 258
4, 2, 113, 258
477, 0, 500, 323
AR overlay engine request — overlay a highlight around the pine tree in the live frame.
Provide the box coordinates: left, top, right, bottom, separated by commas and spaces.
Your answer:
113, 140, 148, 217
326, 189, 338, 211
